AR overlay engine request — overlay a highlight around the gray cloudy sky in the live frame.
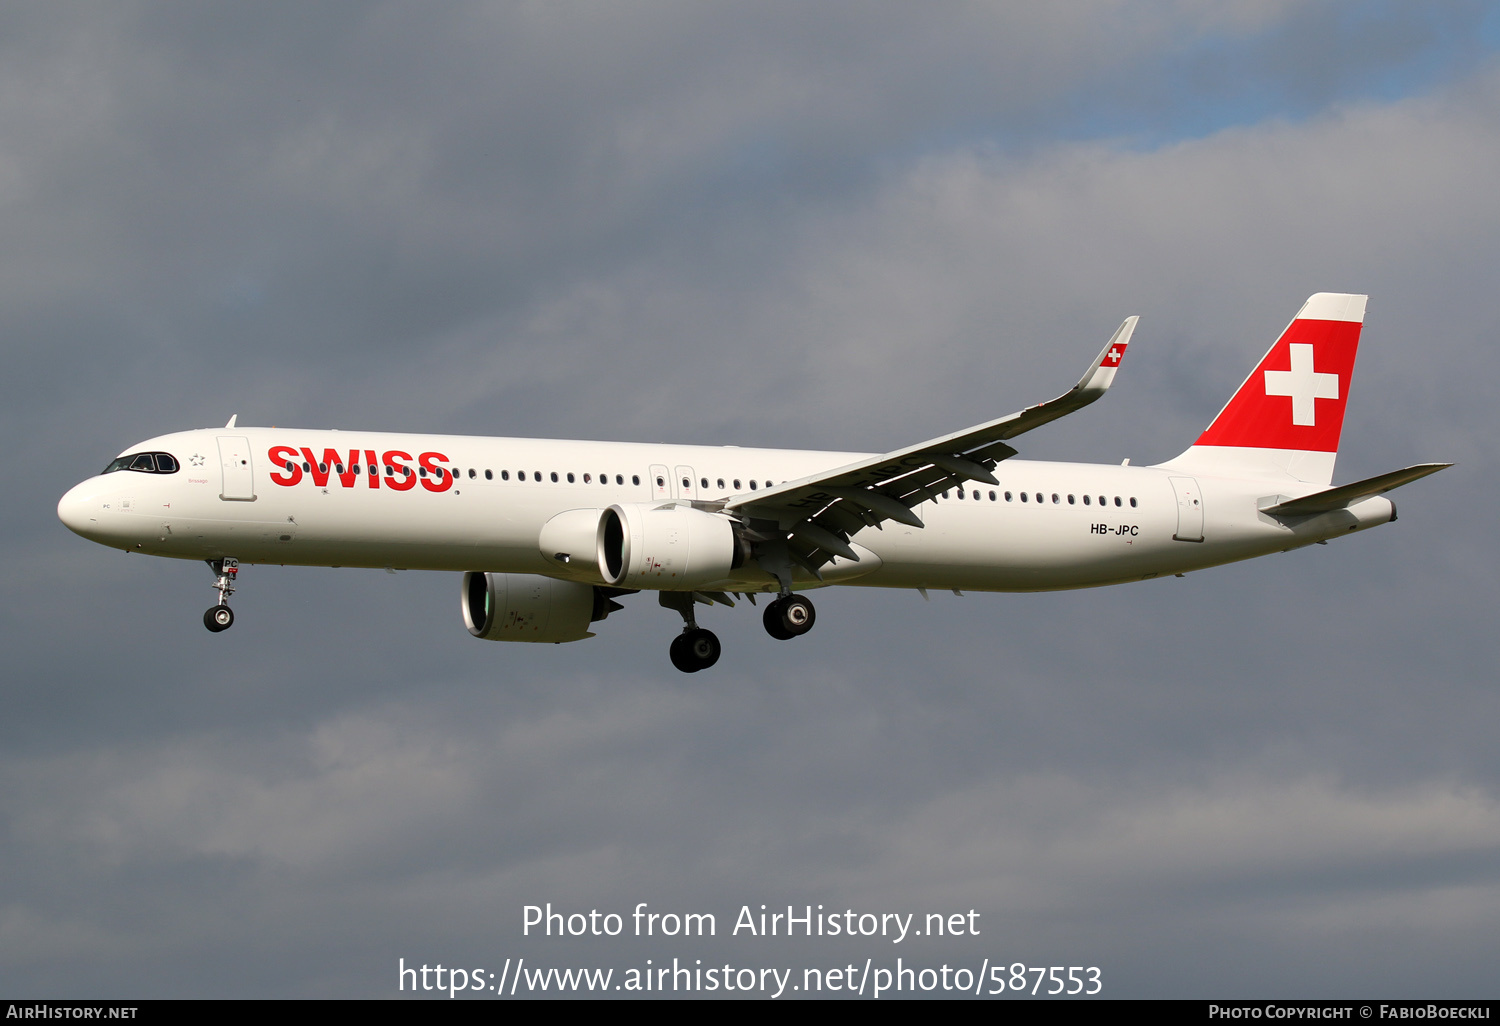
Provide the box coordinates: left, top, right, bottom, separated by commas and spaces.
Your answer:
5, 1, 1499, 998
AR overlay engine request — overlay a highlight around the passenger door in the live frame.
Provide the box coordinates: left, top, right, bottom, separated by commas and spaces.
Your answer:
217, 436, 256, 501
1169, 477, 1203, 542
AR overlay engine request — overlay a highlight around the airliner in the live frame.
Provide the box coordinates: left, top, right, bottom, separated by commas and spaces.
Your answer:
58, 293, 1447, 672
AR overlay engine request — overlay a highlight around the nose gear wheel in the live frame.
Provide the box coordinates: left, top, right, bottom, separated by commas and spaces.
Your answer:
203, 558, 239, 633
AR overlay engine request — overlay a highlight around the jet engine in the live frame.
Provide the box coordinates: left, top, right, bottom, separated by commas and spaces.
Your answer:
598, 502, 748, 589
461, 572, 618, 644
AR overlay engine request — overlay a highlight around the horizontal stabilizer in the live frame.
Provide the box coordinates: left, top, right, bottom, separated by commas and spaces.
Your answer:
1260, 463, 1451, 516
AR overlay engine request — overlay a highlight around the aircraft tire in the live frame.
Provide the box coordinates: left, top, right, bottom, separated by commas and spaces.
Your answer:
782, 594, 815, 635
204, 605, 234, 632
765, 594, 815, 639
670, 628, 721, 673
763, 599, 793, 640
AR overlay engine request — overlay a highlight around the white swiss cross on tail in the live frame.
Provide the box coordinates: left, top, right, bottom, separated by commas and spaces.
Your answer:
1264, 343, 1339, 426
1104, 344, 1126, 365
1192, 293, 1364, 461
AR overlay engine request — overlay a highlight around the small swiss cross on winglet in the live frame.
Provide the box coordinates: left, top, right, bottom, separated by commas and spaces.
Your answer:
1073, 316, 1137, 395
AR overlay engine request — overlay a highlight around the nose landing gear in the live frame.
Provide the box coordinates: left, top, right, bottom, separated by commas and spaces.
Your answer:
203, 558, 238, 633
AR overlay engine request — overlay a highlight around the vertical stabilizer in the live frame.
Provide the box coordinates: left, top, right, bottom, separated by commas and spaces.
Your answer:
1161, 293, 1365, 485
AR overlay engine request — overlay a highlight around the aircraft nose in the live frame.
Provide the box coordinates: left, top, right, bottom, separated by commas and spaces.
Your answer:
57, 480, 100, 537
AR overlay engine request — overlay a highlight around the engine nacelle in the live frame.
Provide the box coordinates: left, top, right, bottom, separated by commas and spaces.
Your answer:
538, 508, 612, 584
599, 502, 746, 588
461, 572, 611, 644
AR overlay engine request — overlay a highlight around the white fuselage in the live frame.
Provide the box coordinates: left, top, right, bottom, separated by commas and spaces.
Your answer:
57, 427, 1394, 594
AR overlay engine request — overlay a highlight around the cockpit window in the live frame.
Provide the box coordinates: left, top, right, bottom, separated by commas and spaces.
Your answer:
103, 452, 181, 475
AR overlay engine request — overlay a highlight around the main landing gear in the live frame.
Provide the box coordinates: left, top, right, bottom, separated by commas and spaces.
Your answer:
659, 592, 720, 673
203, 557, 238, 633
763, 593, 816, 640
669, 629, 722, 674
658, 590, 819, 673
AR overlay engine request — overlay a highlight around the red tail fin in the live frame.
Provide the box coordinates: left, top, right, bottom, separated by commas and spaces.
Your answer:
1197, 293, 1363, 451
1162, 294, 1365, 485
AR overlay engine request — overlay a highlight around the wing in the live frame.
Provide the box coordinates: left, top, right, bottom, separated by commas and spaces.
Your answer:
723, 316, 1139, 573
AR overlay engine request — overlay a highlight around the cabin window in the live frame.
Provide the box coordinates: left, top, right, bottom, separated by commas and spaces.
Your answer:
1067, 494, 1075, 504
484, 470, 493, 480
717, 478, 725, 490
419, 467, 427, 477
1130, 497, 1138, 508
733, 479, 742, 490
1114, 496, 1122, 506
682, 477, 690, 489
1020, 492, 1028, 502
566, 472, 575, 483
631, 475, 640, 486
1083, 494, 1091, 505
656, 476, 665, 487
551, 472, 559, 483
533, 472, 542, 482
989, 490, 996, 501
750, 481, 758, 490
